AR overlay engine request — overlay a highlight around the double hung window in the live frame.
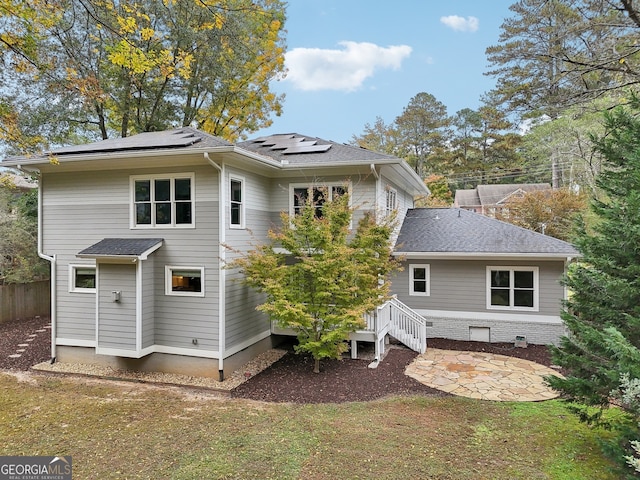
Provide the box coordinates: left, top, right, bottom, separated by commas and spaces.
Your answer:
385, 187, 397, 217
487, 266, 538, 311
132, 174, 194, 228
230, 177, 244, 228
409, 264, 430, 296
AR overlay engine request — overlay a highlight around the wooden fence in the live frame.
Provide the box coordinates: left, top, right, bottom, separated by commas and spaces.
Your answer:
0, 280, 50, 324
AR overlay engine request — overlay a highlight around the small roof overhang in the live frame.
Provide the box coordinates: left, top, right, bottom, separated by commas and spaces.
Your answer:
77, 238, 163, 261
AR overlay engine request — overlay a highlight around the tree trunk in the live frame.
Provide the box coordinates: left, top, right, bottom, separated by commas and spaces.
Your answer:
313, 358, 320, 374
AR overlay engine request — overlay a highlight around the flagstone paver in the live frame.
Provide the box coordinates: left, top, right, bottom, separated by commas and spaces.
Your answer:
405, 348, 563, 402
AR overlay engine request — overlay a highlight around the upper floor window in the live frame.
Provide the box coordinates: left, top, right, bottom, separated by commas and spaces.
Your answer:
290, 183, 349, 218
385, 187, 397, 217
486, 266, 538, 311
131, 173, 194, 228
230, 176, 244, 228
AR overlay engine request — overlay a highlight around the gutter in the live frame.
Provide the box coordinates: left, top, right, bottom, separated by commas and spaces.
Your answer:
31, 170, 57, 363
205, 152, 226, 381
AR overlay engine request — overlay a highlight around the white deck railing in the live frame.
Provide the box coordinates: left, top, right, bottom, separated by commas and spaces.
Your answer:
362, 296, 427, 355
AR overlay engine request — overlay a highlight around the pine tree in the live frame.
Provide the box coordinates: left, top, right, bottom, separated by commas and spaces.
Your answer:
547, 98, 640, 426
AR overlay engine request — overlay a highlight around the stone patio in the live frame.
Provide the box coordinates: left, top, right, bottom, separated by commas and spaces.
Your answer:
405, 348, 563, 402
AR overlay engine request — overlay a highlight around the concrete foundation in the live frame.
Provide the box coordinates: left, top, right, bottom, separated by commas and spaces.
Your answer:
54, 336, 278, 381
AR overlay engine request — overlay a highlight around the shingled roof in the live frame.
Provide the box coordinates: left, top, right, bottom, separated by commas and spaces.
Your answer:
395, 208, 578, 257
78, 238, 163, 260
52, 128, 231, 156
237, 133, 397, 166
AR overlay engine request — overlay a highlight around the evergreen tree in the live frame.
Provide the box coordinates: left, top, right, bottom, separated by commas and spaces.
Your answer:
547, 98, 640, 432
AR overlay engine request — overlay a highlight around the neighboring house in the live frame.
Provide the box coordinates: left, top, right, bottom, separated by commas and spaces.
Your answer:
393, 208, 578, 345
1, 128, 427, 380
454, 183, 551, 217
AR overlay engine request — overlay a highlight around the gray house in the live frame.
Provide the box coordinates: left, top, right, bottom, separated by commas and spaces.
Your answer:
2, 128, 428, 379
2, 128, 577, 379
393, 208, 578, 345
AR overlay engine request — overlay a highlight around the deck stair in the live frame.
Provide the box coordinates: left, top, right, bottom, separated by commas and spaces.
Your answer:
271, 296, 428, 367
355, 296, 427, 366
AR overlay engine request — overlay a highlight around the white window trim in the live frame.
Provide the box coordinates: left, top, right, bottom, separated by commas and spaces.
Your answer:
409, 263, 430, 296
229, 175, 245, 229
288, 181, 352, 218
165, 266, 205, 297
130, 173, 195, 229
69, 264, 96, 293
486, 266, 539, 312
385, 186, 398, 217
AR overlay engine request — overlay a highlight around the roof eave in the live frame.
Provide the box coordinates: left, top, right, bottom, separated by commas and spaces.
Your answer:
393, 251, 579, 261
3, 144, 238, 168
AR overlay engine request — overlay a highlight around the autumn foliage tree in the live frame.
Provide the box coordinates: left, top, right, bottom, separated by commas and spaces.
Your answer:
495, 188, 588, 241
0, 0, 286, 153
228, 190, 399, 373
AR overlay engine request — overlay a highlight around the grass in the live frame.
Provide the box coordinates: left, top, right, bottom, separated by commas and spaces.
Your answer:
0, 373, 621, 479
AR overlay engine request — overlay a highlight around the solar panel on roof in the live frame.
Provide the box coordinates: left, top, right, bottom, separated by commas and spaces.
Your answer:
253, 134, 295, 146
282, 144, 332, 154
270, 140, 317, 150
249, 134, 332, 155
53, 130, 202, 155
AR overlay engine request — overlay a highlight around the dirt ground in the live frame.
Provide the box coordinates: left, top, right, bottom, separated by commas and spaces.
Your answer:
0, 317, 555, 404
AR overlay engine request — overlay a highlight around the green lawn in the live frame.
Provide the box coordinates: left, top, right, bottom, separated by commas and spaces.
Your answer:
0, 373, 620, 479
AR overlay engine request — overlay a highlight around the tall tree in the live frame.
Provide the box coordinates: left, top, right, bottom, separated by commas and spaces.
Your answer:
0, 0, 286, 153
486, 0, 640, 119
520, 100, 609, 193
546, 99, 640, 462
227, 191, 399, 374
446, 102, 523, 189
394, 92, 452, 177
349, 116, 399, 156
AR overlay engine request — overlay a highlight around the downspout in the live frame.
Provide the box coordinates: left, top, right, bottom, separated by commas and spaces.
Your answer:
33, 171, 57, 363
205, 152, 226, 381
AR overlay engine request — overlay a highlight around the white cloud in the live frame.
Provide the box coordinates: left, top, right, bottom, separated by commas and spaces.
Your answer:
440, 15, 479, 32
284, 41, 412, 92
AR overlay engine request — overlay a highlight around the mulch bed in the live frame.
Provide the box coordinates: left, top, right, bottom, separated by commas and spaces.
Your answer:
230, 337, 555, 404
0, 316, 52, 371
0, 317, 556, 404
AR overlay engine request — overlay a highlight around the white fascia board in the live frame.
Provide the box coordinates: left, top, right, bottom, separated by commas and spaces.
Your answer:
230, 146, 284, 169
3, 145, 235, 168
393, 251, 578, 261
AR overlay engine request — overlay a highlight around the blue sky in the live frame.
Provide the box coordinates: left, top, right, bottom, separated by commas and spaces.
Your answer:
253, 0, 515, 144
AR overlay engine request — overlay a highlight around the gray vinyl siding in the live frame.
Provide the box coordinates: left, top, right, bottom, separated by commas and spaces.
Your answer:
97, 263, 136, 350
141, 258, 154, 349
224, 167, 274, 350
393, 259, 565, 316
380, 174, 414, 238
266, 173, 378, 225
57, 261, 96, 341
42, 165, 220, 350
